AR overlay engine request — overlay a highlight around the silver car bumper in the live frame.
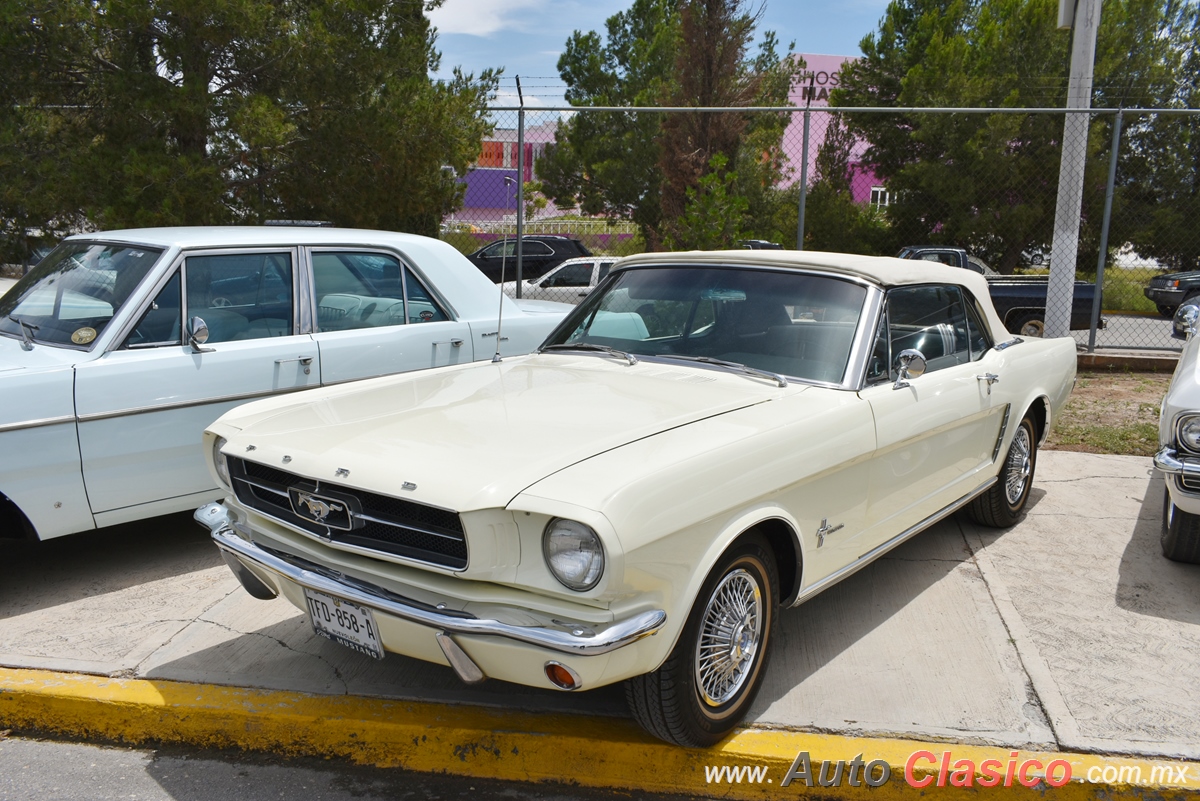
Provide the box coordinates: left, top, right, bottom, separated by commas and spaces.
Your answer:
1154, 446, 1200, 482
198, 502, 667, 663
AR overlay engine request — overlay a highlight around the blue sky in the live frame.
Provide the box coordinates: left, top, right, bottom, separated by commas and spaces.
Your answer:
427, 0, 892, 107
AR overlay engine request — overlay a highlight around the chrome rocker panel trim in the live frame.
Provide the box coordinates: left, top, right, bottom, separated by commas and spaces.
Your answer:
204, 509, 666, 659
791, 476, 998, 608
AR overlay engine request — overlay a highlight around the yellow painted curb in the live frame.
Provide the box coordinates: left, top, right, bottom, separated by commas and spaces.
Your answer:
1, 667, 1198, 799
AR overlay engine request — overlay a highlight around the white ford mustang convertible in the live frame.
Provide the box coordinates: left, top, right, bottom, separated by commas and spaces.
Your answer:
197, 250, 1076, 745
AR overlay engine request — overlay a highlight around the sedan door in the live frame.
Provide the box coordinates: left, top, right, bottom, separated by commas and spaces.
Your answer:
74, 249, 320, 522
856, 285, 1008, 553
308, 250, 473, 385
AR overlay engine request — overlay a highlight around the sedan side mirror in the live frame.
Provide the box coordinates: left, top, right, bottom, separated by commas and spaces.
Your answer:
1173, 304, 1200, 341
893, 348, 927, 390
188, 316, 215, 353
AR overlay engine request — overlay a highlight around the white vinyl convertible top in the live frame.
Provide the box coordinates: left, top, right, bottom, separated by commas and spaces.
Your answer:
613, 249, 1015, 341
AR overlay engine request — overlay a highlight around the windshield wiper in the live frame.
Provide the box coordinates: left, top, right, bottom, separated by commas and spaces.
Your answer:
540, 342, 639, 366
656, 354, 788, 388
7, 315, 38, 351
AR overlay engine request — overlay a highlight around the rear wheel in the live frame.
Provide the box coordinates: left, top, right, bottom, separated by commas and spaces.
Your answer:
1009, 314, 1045, 338
968, 416, 1036, 528
1161, 489, 1200, 563
626, 534, 778, 747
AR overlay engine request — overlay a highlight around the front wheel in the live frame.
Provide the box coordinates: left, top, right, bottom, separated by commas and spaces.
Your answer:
626, 534, 778, 747
968, 415, 1037, 528
1157, 304, 1179, 319
1162, 489, 1200, 563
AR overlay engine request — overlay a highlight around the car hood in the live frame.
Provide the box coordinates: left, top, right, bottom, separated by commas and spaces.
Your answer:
0, 333, 87, 372
216, 354, 789, 512
1154, 271, 1196, 283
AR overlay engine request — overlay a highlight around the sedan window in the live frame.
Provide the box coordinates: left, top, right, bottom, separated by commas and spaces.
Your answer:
313, 252, 406, 331
185, 253, 294, 343
123, 271, 182, 348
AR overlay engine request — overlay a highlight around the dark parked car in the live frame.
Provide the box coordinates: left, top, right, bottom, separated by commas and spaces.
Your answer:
1145, 272, 1200, 318
465, 235, 592, 283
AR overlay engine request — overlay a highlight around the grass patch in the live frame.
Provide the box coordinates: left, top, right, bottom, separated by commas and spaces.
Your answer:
1043, 371, 1169, 457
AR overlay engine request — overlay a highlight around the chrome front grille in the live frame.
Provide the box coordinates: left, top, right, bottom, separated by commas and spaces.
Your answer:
228, 457, 468, 569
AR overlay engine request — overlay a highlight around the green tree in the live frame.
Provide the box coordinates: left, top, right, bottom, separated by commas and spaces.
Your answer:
0, 0, 496, 253
664, 153, 748, 248
833, 0, 1185, 272
802, 114, 890, 254
539, 0, 797, 250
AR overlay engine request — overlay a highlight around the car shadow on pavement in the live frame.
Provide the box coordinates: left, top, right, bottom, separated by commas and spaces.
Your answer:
1116, 472, 1200, 625
142, 600, 632, 720
0, 511, 222, 618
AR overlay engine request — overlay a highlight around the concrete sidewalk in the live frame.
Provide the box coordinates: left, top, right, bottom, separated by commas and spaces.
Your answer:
1, 451, 1198, 794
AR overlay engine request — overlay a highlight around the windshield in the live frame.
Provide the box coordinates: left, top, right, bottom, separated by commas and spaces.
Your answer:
544, 266, 869, 385
0, 242, 164, 349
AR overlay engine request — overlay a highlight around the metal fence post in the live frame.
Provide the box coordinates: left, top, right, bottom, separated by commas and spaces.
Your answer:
1089, 109, 1123, 352
515, 77, 525, 296
796, 107, 811, 251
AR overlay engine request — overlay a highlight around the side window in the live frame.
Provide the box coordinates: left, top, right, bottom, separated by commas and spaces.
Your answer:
885, 285, 971, 376
185, 253, 294, 343
403, 267, 449, 323
597, 263, 614, 282
545, 263, 592, 287
523, 241, 555, 257
865, 313, 891, 385
124, 271, 182, 348
313, 252, 405, 332
482, 240, 517, 258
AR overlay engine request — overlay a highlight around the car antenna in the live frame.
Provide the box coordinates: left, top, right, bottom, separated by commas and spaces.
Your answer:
493, 175, 517, 363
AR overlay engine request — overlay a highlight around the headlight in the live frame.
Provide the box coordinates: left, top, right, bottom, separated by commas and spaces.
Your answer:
1180, 417, 1200, 453
212, 436, 232, 488
543, 518, 604, 591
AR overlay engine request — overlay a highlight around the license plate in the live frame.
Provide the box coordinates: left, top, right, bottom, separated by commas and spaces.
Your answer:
304, 588, 385, 660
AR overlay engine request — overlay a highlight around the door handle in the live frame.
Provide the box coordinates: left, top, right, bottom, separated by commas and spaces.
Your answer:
433, 339, 464, 347
276, 355, 314, 375
976, 373, 1000, 394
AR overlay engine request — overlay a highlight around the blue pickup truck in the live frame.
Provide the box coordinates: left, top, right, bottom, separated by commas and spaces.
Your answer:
897, 246, 1100, 337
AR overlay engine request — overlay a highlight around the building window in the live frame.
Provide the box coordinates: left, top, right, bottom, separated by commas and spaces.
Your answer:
870, 186, 890, 208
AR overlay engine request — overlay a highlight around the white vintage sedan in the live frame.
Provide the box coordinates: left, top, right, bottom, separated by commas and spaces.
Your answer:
1153, 303, 1200, 562
198, 251, 1076, 745
0, 227, 568, 541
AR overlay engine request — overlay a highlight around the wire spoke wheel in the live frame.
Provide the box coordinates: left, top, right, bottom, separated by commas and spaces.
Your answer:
1004, 425, 1033, 505
694, 568, 763, 707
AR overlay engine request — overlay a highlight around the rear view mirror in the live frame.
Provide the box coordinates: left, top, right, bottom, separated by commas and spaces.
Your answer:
189, 316, 214, 352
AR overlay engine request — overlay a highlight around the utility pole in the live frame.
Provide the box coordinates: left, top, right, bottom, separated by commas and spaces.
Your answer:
1045, 0, 1102, 338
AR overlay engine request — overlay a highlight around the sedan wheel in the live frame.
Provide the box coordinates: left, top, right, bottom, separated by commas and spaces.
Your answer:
626, 534, 778, 747
968, 415, 1037, 528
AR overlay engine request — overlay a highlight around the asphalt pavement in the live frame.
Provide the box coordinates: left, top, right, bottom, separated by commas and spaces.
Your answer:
0, 452, 1197, 765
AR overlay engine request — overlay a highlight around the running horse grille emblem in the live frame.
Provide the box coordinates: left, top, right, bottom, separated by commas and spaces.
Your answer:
288, 488, 354, 530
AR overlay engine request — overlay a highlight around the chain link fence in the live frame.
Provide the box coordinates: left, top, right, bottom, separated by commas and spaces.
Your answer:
442, 106, 1200, 351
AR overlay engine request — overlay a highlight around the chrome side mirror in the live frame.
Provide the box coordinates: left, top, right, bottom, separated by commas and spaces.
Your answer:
1173, 304, 1200, 341
893, 348, 927, 390
188, 316, 214, 353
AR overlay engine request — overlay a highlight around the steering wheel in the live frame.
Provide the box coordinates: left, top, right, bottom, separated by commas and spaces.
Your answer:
211, 297, 232, 307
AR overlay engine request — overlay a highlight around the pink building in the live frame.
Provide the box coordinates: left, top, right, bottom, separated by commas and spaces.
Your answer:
784, 54, 885, 207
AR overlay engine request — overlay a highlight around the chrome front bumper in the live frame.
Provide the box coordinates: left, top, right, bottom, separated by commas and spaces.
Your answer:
1154, 446, 1200, 482
197, 502, 667, 662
